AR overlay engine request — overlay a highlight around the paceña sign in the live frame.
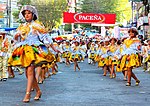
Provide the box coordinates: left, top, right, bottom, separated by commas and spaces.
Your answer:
63, 12, 116, 24
74, 13, 105, 23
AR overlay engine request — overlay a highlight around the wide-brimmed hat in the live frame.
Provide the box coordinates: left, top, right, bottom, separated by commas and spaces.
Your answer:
128, 27, 138, 36
73, 39, 80, 43
0, 29, 7, 34
91, 42, 95, 45
109, 36, 117, 42
143, 39, 150, 45
146, 38, 150, 43
104, 37, 110, 42
143, 40, 148, 45
57, 40, 62, 43
100, 39, 104, 43
92, 39, 96, 42
53, 42, 58, 46
19, 5, 38, 21
66, 40, 70, 42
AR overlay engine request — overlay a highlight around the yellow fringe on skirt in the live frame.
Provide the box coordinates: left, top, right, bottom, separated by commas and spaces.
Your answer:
120, 54, 139, 71
8, 45, 55, 67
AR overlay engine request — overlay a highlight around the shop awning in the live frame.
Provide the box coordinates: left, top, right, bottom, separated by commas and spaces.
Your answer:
0, 27, 17, 31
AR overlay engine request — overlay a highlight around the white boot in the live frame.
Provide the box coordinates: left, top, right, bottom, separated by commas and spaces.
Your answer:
146, 62, 150, 72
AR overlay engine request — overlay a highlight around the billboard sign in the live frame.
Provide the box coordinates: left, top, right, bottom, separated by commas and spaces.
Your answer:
63, 12, 116, 24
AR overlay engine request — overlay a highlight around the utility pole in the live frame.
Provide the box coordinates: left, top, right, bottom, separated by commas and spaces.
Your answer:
6, 0, 9, 27
9, 0, 11, 27
6, 0, 11, 27
132, 1, 134, 26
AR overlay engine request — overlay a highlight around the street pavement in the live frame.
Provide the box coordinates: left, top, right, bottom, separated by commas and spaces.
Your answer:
0, 59, 150, 106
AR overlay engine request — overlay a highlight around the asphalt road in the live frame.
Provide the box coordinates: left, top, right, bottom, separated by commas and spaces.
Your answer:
0, 59, 150, 106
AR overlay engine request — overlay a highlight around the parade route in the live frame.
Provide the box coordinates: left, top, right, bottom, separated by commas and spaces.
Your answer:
1, 0, 150, 106
0, 59, 150, 106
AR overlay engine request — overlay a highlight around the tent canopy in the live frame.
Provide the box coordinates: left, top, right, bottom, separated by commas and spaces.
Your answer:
0, 27, 17, 31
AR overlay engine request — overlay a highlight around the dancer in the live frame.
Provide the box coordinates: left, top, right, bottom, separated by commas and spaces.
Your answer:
0, 30, 10, 81
142, 39, 150, 72
102, 38, 110, 76
8, 5, 59, 102
64, 40, 71, 66
70, 40, 81, 71
80, 41, 87, 62
109, 37, 118, 79
120, 28, 141, 86
88, 42, 97, 65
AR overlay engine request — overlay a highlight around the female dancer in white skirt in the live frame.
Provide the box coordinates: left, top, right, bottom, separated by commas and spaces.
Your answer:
8, 5, 60, 102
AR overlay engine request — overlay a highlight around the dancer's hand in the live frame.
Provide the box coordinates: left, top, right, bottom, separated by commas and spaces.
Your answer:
114, 55, 118, 60
49, 44, 62, 54
126, 55, 130, 61
14, 33, 21, 41
32, 29, 38, 35
137, 45, 141, 50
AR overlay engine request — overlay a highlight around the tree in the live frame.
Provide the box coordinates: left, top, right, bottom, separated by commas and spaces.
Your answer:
115, 0, 132, 23
81, 0, 131, 23
31, 0, 68, 31
82, 0, 118, 13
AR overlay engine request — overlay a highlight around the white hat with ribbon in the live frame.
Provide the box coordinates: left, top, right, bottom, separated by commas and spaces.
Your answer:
19, 5, 38, 21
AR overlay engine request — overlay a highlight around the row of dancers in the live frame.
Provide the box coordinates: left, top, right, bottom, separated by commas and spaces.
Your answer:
54, 28, 150, 87
87, 28, 150, 86
0, 5, 150, 103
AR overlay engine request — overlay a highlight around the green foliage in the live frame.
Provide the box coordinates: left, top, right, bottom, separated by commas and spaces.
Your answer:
17, 0, 31, 5
129, 0, 142, 2
79, 24, 92, 29
81, 0, 131, 23
116, 0, 132, 23
81, 0, 119, 28
12, 10, 19, 20
64, 24, 72, 31
32, 0, 68, 31
82, 0, 118, 13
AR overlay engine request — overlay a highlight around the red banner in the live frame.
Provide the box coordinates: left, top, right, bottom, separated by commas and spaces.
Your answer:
63, 12, 116, 24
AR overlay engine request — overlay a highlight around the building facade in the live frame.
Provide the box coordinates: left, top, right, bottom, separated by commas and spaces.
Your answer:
0, 0, 19, 28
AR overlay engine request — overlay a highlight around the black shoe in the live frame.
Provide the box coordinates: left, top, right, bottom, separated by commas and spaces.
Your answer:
3, 78, 7, 81
126, 82, 131, 86
8, 75, 15, 78
135, 80, 140, 86
38, 80, 43, 84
